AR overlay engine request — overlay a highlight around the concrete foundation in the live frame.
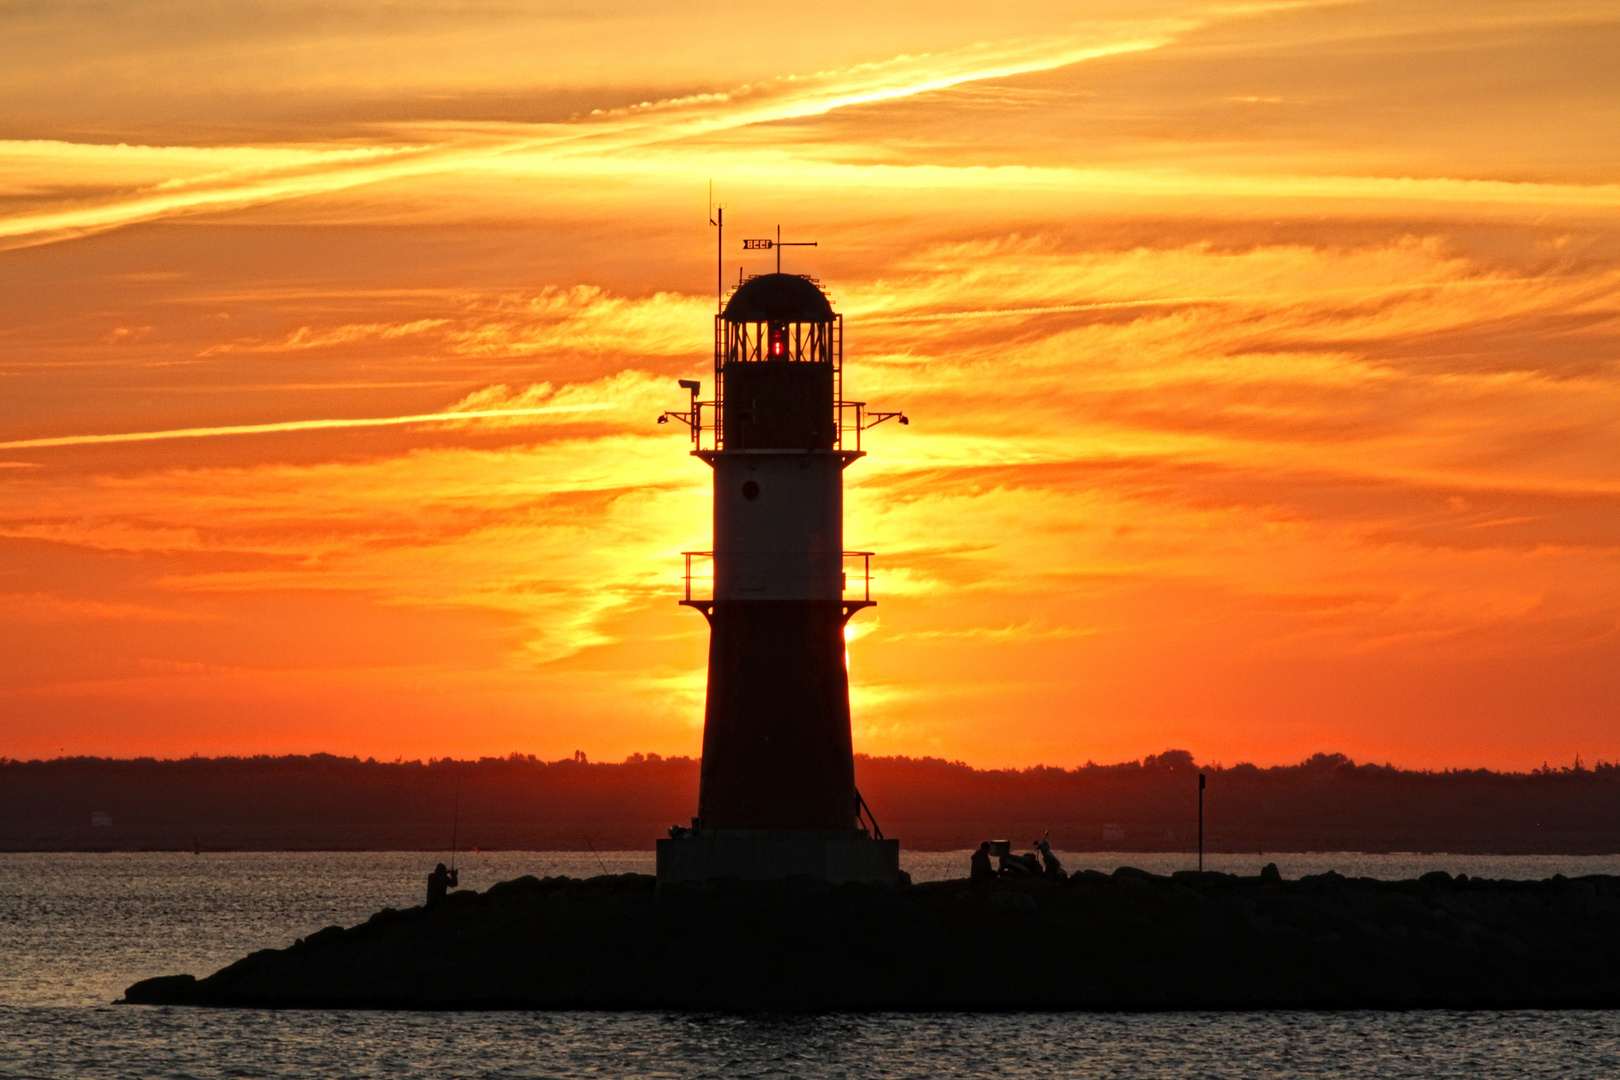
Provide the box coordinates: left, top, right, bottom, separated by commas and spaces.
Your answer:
656, 830, 900, 885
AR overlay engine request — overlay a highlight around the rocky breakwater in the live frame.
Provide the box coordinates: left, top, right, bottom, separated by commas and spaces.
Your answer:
123, 867, 1620, 1010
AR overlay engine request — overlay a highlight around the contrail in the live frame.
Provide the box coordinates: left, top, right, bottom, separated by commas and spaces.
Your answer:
0, 403, 609, 451
0, 33, 1177, 251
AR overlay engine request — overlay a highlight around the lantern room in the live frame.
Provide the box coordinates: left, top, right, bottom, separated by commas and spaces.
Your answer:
716, 273, 842, 452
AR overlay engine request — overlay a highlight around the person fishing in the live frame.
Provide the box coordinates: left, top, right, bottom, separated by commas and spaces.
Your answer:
426, 862, 459, 907
427, 785, 461, 907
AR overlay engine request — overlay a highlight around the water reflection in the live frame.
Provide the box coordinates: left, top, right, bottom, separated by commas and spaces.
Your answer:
10, 1007, 1619, 1079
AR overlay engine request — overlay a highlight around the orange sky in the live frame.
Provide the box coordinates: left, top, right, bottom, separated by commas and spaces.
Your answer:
2, 0, 1618, 769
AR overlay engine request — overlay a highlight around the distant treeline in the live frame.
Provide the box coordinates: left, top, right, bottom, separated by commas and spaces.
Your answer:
3, 750, 1618, 853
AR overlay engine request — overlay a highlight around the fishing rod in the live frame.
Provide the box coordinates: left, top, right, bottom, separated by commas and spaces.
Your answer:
582, 832, 608, 875
450, 783, 460, 875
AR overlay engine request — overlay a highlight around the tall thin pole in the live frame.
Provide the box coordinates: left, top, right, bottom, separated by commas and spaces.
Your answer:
710, 183, 723, 313
776, 224, 781, 273
450, 783, 460, 874
1198, 772, 1206, 872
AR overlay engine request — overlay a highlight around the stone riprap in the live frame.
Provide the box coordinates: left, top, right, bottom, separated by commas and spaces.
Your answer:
122, 868, 1620, 1010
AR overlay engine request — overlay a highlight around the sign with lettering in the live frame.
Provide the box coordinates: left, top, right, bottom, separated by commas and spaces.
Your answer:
742, 239, 774, 249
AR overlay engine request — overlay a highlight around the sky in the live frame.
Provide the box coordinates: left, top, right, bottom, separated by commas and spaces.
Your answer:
1, 0, 1618, 770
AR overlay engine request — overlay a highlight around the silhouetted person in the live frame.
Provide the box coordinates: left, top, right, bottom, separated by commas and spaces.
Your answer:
1035, 837, 1066, 881
427, 862, 458, 907
970, 842, 995, 882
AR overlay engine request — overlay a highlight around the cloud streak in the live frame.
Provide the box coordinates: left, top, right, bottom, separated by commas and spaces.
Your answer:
0, 403, 611, 450
0, 30, 1182, 250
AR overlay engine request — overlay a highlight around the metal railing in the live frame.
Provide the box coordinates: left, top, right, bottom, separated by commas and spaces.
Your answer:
835, 400, 908, 452
705, 312, 846, 452
681, 551, 874, 603
661, 311, 904, 452
664, 399, 900, 454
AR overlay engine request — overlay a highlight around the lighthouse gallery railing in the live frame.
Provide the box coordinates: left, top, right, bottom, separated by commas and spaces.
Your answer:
681, 551, 874, 604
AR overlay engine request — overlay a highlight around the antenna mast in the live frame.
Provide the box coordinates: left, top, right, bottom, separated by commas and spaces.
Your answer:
709, 183, 723, 313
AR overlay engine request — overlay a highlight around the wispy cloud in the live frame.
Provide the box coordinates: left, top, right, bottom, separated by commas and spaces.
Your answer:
198, 319, 450, 356
0, 403, 610, 450
0, 29, 1183, 250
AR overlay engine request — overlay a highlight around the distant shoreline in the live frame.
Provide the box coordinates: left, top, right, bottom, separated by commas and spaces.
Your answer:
8, 752, 1620, 856
10, 843, 1620, 855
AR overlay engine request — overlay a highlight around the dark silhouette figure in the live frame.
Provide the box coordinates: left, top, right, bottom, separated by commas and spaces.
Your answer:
427, 862, 458, 907
998, 849, 1042, 877
1036, 837, 1067, 881
970, 842, 995, 882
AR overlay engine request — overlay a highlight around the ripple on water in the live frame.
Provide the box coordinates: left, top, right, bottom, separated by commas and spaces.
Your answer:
5, 1007, 1620, 1079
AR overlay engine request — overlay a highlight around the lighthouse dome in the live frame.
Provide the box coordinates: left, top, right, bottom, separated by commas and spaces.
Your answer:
723, 273, 833, 323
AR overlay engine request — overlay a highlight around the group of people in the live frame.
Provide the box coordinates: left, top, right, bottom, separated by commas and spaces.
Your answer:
427, 836, 1065, 900
971, 836, 1066, 882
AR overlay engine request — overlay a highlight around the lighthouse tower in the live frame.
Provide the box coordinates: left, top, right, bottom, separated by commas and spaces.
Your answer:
655, 253, 904, 885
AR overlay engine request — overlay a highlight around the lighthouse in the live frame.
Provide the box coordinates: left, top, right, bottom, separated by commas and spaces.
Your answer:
655, 239, 905, 884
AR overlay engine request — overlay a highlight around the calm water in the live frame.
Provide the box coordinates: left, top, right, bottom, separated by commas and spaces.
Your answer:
3, 851, 1619, 1078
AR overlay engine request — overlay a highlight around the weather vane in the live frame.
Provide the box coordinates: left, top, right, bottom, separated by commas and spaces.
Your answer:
741, 225, 817, 274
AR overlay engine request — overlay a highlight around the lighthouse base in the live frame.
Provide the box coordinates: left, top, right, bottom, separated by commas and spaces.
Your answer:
656, 830, 900, 886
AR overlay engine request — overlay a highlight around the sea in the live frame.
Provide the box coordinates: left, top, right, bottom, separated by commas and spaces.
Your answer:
3, 850, 1619, 1079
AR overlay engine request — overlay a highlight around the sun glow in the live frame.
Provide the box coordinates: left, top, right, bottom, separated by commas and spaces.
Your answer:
3, 0, 1618, 769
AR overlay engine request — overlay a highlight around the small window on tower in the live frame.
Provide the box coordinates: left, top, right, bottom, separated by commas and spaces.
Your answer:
742, 480, 760, 501
768, 323, 788, 358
